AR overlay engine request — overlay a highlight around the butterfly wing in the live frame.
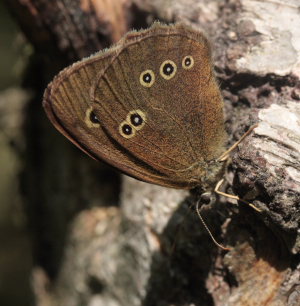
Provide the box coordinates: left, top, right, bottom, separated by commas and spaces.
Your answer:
91, 23, 226, 188
43, 51, 116, 159
43, 36, 186, 188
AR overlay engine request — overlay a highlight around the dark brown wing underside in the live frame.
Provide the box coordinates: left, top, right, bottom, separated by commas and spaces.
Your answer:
43, 23, 226, 189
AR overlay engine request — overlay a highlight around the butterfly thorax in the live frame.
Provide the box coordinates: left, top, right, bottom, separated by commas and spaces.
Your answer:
201, 159, 226, 191
178, 158, 226, 191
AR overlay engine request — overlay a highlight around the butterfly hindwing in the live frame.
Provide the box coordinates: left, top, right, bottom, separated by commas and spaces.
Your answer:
91, 23, 225, 187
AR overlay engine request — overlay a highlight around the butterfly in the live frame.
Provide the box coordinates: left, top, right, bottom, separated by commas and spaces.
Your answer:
43, 22, 226, 190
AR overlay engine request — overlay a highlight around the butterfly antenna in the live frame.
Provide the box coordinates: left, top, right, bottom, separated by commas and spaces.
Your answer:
196, 200, 231, 251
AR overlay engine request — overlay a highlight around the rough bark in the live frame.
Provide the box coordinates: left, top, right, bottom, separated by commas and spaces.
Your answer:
5, 0, 300, 305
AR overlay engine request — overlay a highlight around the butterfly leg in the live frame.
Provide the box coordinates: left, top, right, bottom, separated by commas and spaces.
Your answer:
214, 178, 262, 213
217, 124, 258, 162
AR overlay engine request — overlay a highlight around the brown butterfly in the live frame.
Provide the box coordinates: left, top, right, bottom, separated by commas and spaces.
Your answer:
43, 22, 226, 190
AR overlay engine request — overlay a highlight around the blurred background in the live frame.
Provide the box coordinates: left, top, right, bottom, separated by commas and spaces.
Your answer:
0, 2, 33, 305
0, 1, 124, 304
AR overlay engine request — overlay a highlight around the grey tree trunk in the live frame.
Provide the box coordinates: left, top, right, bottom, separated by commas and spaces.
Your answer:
5, 0, 300, 305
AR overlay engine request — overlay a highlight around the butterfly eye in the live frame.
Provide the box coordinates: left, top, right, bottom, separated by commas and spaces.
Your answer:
182, 56, 194, 69
119, 122, 136, 138
140, 70, 155, 87
127, 109, 146, 131
160, 60, 177, 80
85, 107, 100, 128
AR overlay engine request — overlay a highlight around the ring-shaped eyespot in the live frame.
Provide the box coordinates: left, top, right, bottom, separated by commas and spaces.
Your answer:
139, 70, 155, 87
182, 55, 194, 69
160, 60, 177, 80
85, 107, 101, 128
119, 121, 136, 139
126, 110, 146, 131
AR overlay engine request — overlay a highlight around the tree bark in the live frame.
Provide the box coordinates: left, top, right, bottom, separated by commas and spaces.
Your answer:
5, 0, 300, 305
